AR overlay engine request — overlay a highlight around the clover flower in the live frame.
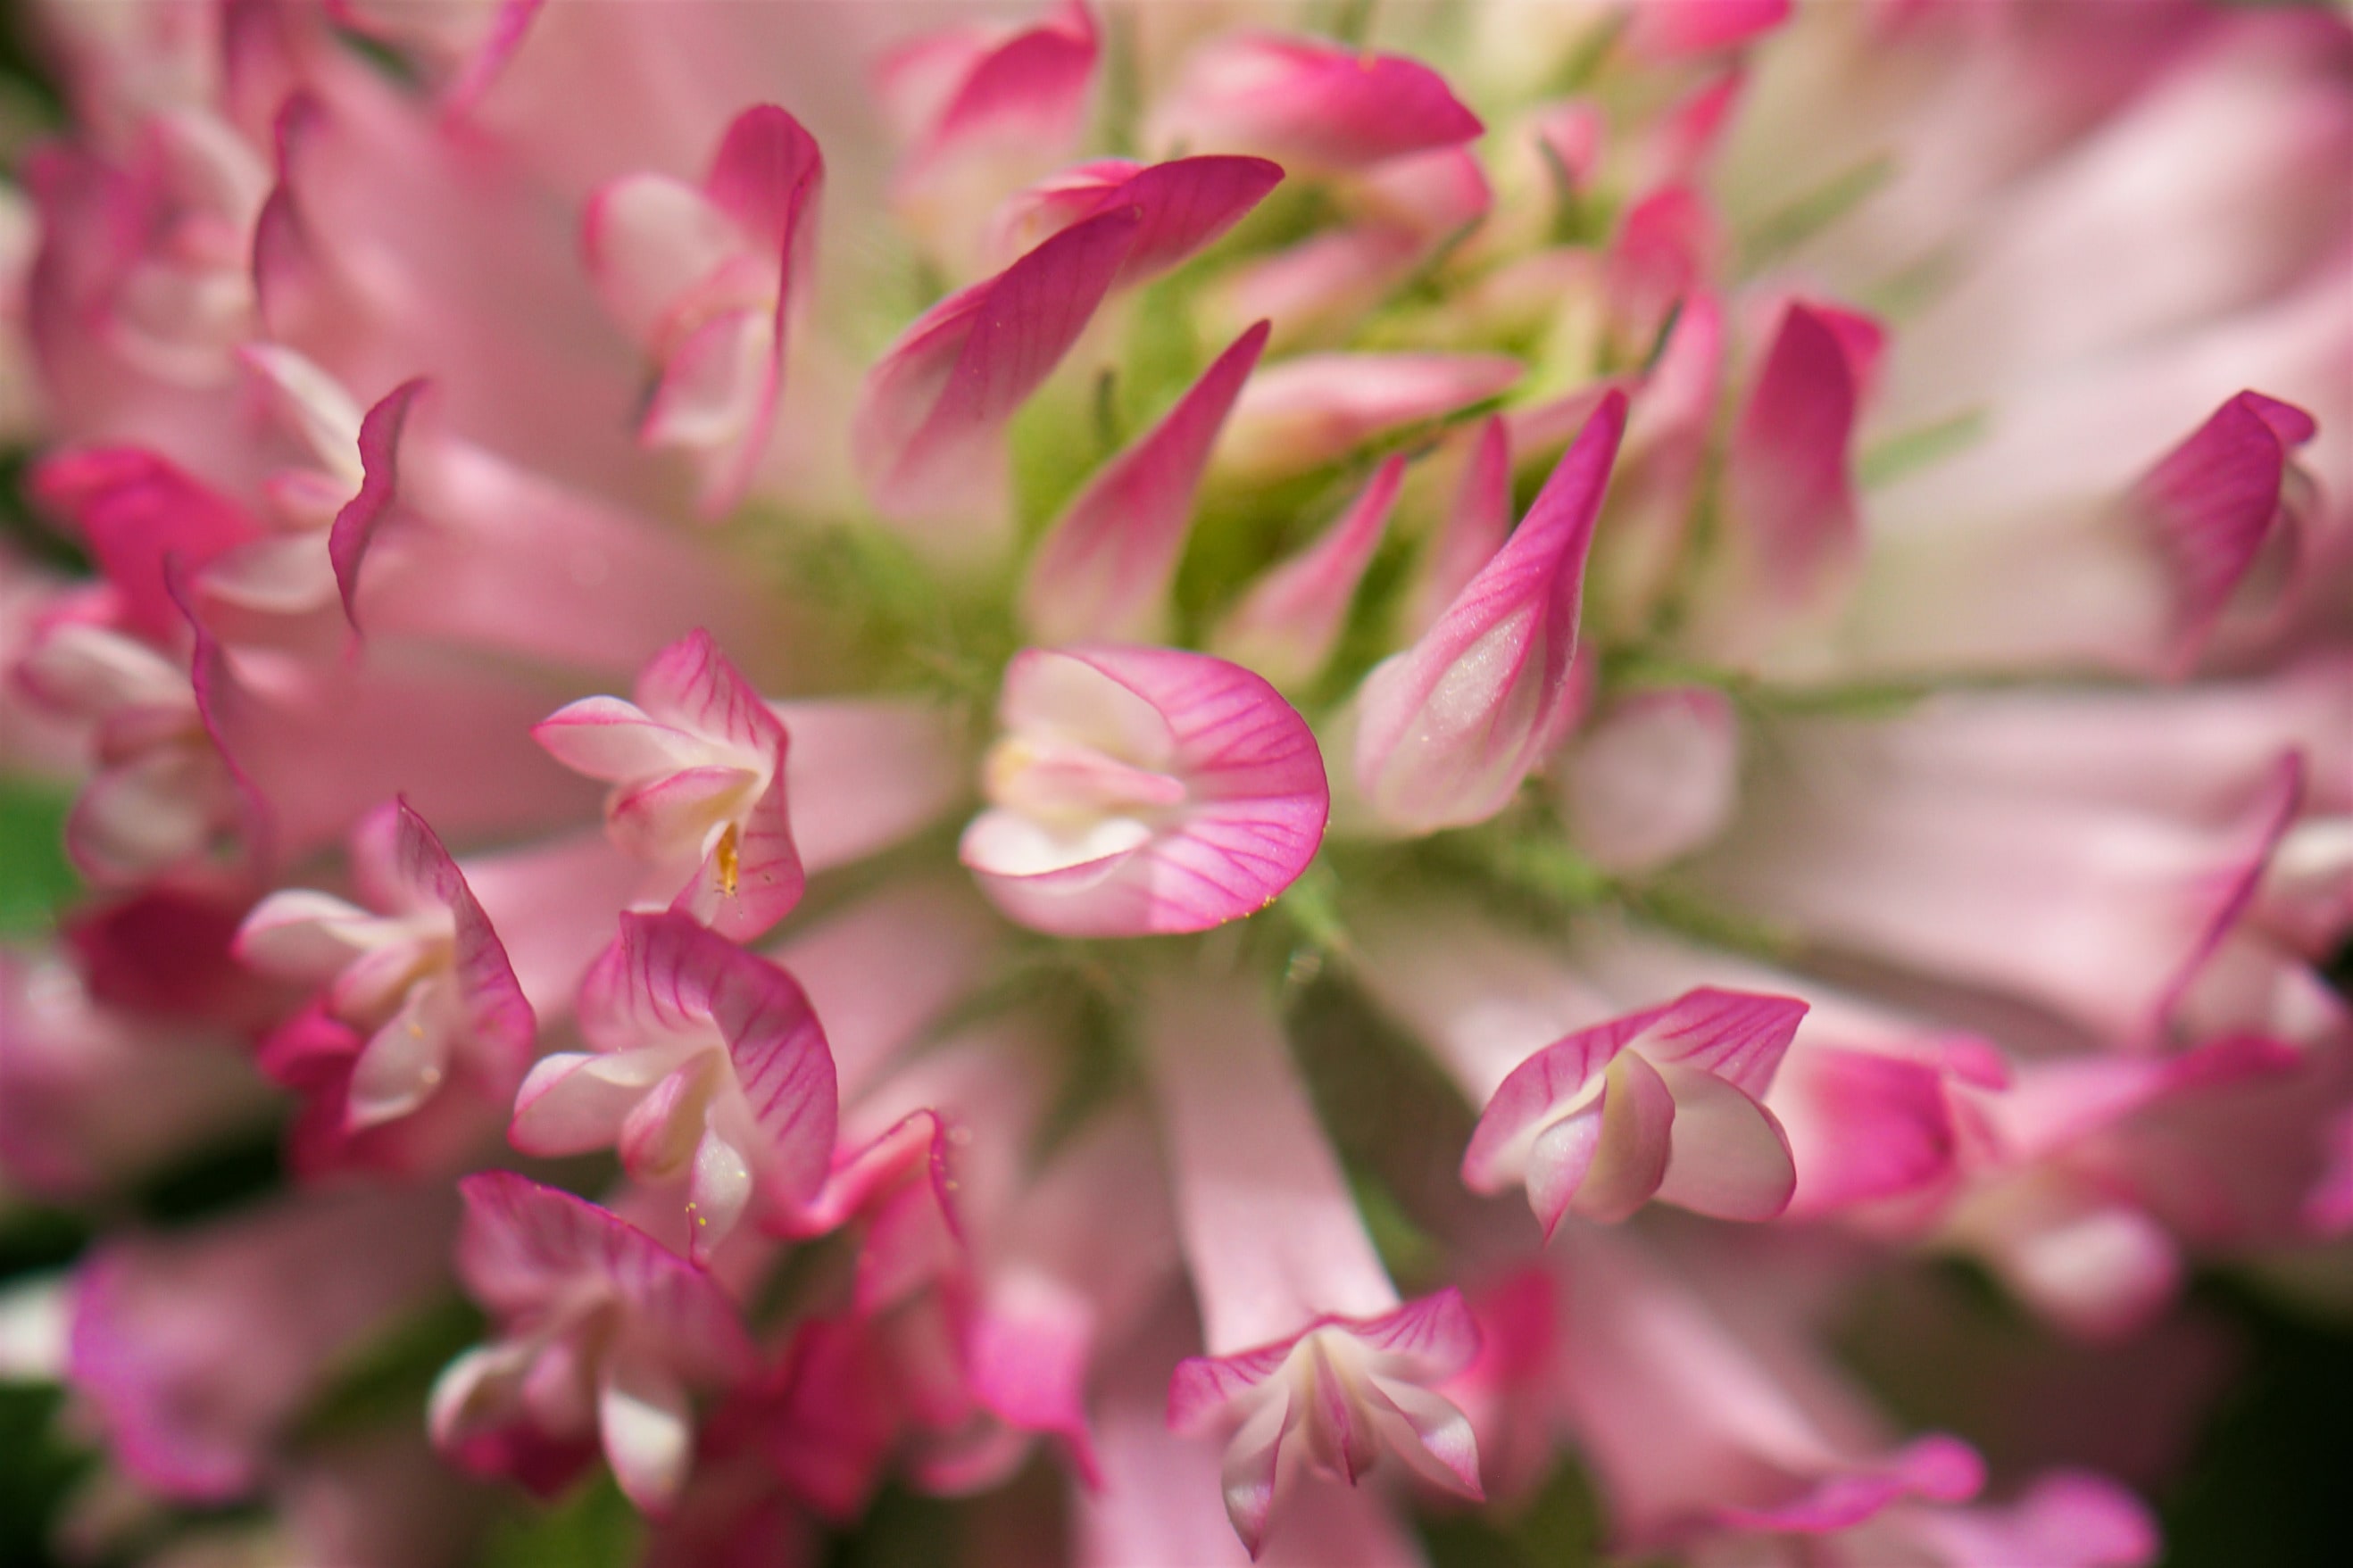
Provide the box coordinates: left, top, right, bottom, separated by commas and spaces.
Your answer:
0, 3, 2347, 1565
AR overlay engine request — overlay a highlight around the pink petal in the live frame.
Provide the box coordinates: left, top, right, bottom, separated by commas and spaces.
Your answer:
387, 800, 536, 1083
1713, 1433, 1985, 1534
688, 106, 824, 514
1150, 33, 1483, 170
1775, 1049, 1963, 1219
1650, 1061, 1797, 1222
1625, 0, 1792, 61
885, 0, 1098, 181
2132, 388, 2318, 672
531, 699, 707, 783
1167, 1289, 1484, 1552
961, 647, 1329, 937
769, 697, 969, 873
586, 912, 839, 1211
1021, 321, 1271, 643
1403, 416, 1511, 640
1464, 985, 1805, 1227
71, 1188, 454, 1502
31, 450, 261, 644
453, 1172, 756, 1381
1907, 1470, 2159, 1568
1639, 986, 1808, 1097
996, 154, 1283, 286
1211, 454, 1404, 689
1555, 685, 1741, 873
1219, 352, 1523, 480
1604, 186, 1718, 354
1351, 391, 1627, 833
326, 378, 429, 634
636, 627, 785, 761
854, 205, 1141, 537
599, 1350, 694, 1514
1702, 300, 1873, 652
1143, 969, 1401, 1357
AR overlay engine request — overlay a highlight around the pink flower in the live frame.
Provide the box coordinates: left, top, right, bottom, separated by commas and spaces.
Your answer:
430, 1172, 758, 1512
535, 628, 804, 942
6, 1, 2349, 1562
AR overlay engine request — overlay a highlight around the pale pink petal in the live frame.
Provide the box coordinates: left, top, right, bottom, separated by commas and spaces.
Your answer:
510, 1050, 670, 1156
1219, 352, 1523, 481
1142, 968, 1401, 1356
769, 696, 969, 873
962, 647, 1329, 938
854, 206, 1141, 540
1021, 321, 1271, 644
1906, 1471, 2160, 1568
1555, 685, 1741, 873
885, 1, 1098, 186
1650, 1062, 1797, 1223
1351, 392, 1627, 833
599, 1351, 694, 1514
232, 890, 382, 981
1150, 32, 1483, 170
1568, 1049, 1679, 1226
1211, 455, 1404, 689
531, 698, 707, 783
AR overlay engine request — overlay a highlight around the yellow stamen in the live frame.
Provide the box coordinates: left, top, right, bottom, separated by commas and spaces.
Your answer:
716, 823, 741, 897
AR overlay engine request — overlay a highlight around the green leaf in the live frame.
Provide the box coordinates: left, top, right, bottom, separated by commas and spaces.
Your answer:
478, 1476, 644, 1568
0, 778, 78, 937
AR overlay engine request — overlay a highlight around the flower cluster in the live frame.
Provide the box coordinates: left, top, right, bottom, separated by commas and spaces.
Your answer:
0, 2, 2347, 1565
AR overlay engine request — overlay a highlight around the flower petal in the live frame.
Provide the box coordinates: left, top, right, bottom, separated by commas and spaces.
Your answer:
1151, 33, 1484, 170
853, 206, 1141, 542
1351, 391, 1627, 833
1650, 1061, 1797, 1222
962, 647, 1329, 937
1022, 320, 1271, 643
1219, 352, 1523, 481
1212, 455, 1404, 690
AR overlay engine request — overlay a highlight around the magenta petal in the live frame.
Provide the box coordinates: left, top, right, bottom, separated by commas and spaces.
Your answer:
1212, 455, 1405, 689
31, 450, 262, 644
1352, 392, 1627, 833
395, 799, 535, 1086
1637, 985, 1808, 1098
854, 206, 1141, 535
1714, 301, 1871, 636
1022, 321, 1270, 643
961, 646, 1330, 937
328, 378, 429, 633
2132, 388, 2318, 671
1151, 32, 1483, 170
